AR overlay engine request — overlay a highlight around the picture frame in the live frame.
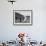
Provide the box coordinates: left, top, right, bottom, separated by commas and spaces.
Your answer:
13, 10, 33, 26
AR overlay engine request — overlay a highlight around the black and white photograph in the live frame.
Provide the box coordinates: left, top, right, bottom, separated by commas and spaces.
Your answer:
13, 10, 32, 25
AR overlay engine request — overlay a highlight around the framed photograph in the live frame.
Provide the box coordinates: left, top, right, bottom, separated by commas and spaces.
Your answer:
13, 10, 33, 25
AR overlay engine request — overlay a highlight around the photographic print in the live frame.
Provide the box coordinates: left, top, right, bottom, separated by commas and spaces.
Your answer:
13, 10, 32, 25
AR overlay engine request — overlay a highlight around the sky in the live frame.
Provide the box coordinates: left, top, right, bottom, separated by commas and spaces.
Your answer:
0, 0, 46, 42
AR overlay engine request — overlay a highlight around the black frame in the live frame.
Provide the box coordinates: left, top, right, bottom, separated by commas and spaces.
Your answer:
13, 10, 33, 26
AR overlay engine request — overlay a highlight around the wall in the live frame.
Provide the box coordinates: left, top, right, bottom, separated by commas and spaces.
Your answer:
0, 0, 46, 42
